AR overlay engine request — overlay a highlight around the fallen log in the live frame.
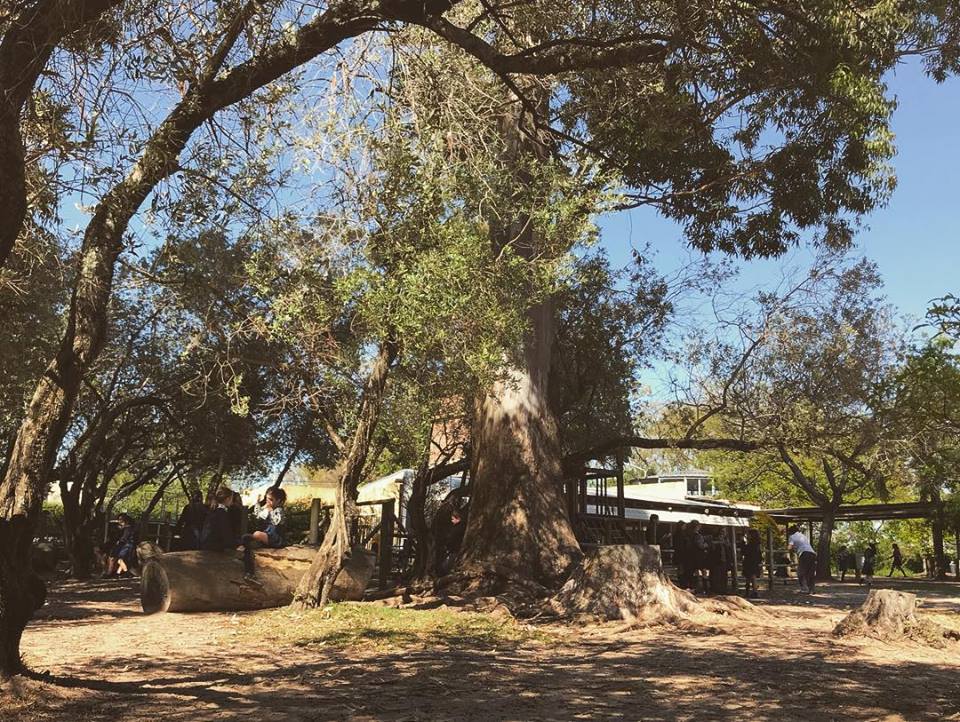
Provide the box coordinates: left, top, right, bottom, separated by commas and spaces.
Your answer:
140, 544, 377, 613
137, 541, 164, 565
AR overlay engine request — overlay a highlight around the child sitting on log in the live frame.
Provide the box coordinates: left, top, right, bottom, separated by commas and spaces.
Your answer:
103, 513, 138, 578
240, 487, 287, 580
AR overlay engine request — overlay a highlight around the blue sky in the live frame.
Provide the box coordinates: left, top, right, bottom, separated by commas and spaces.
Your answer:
596, 58, 960, 326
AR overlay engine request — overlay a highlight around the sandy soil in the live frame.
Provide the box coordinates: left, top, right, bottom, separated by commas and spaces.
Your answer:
3, 576, 960, 721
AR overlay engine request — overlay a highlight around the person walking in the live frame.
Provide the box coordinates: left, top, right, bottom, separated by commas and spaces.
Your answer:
787, 525, 817, 594
888, 542, 908, 577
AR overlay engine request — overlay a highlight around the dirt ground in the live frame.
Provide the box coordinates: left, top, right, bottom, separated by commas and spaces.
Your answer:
3, 575, 960, 721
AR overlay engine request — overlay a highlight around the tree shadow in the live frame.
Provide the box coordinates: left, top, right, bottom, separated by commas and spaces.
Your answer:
755, 578, 960, 614
18, 626, 960, 721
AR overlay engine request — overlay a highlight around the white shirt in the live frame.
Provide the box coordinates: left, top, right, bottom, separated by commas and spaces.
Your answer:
256, 504, 285, 527
788, 531, 815, 555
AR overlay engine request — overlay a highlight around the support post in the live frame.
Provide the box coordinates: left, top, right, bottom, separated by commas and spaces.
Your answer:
766, 526, 775, 591
615, 450, 625, 518
309, 498, 322, 545
729, 525, 739, 595
379, 499, 395, 590
955, 530, 960, 579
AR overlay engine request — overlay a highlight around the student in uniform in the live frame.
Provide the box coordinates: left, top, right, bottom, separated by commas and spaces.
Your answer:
836, 545, 851, 582
861, 543, 878, 586
173, 491, 208, 551
104, 513, 138, 578
888, 542, 908, 577
240, 487, 288, 579
199, 486, 238, 551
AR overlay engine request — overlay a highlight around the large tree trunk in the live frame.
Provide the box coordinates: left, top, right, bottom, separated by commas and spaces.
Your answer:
0, 518, 45, 677
292, 339, 398, 609
456, 304, 582, 590
550, 545, 697, 623
452, 82, 581, 592
816, 507, 837, 580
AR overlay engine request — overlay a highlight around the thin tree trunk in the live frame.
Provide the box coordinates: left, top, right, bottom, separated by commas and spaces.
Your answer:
138, 470, 178, 539
932, 492, 947, 580
60, 477, 96, 579
407, 457, 434, 582
292, 339, 398, 609
270, 420, 312, 491
63, 517, 99, 581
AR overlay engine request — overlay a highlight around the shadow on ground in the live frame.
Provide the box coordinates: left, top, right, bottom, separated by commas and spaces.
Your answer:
9, 626, 960, 721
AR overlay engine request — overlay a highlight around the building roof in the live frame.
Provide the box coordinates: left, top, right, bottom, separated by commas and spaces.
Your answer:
656, 468, 711, 478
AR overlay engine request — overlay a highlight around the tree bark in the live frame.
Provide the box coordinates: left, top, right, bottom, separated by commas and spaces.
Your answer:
61, 481, 100, 579
816, 507, 837, 580
141, 547, 318, 613
451, 81, 581, 593
0, 517, 45, 677
407, 455, 434, 582
456, 302, 582, 589
292, 339, 399, 608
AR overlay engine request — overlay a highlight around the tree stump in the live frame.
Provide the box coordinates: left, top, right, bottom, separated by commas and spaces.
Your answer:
833, 589, 960, 646
550, 545, 700, 623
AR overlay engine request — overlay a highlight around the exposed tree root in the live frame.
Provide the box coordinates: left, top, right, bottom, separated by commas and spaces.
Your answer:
370, 545, 765, 631
549, 545, 761, 627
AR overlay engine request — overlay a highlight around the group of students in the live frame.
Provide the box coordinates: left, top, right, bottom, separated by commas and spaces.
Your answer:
669, 519, 913, 596
835, 541, 907, 584
671, 520, 765, 597
102, 484, 289, 580
671, 522, 821, 598
179, 484, 289, 579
